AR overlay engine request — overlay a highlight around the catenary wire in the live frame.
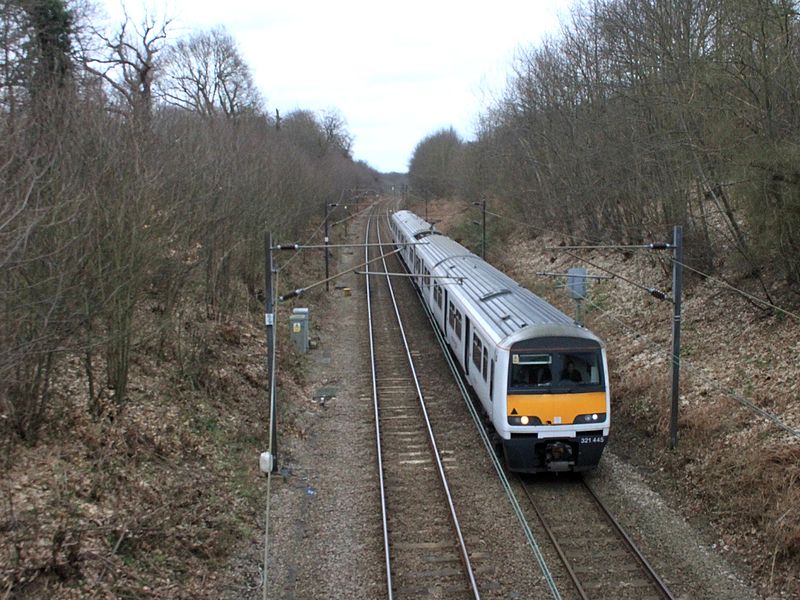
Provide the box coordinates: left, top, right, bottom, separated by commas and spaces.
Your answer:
276, 213, 329, 273
482, 206, 677, 244
277, 200, 375, 273
278, 247, 403, 301
564, 251, 671, 302
508, 205, 800, 322
673, 259, 800, 324
483, 209, 603, 245
482, 208, 674, 299
329, 200, 374, 228
575, 292, 800, 440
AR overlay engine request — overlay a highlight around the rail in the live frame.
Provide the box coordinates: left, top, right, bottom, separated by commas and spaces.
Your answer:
394, 208, 563, 600
366, 207, 481, 599
365, 208, 393, 599
521, 476, 677, 600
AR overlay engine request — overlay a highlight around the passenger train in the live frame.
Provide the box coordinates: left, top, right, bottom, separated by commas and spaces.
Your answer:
389, 210, 610, 473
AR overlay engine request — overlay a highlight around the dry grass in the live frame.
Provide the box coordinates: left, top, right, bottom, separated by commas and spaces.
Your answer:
0, 312, 270, 597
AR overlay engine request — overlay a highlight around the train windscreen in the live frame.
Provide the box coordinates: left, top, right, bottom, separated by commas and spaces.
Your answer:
508, 337, 604, 393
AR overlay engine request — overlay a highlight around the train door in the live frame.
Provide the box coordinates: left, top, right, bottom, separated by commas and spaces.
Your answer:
443, 290, 449, 335
489, 359, 495, 402
463, 317, 471, 376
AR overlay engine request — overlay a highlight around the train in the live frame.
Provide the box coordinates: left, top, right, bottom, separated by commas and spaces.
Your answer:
389, 210, 610, 473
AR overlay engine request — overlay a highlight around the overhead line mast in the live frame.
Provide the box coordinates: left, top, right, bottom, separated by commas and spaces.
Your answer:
549, 229, 684, 448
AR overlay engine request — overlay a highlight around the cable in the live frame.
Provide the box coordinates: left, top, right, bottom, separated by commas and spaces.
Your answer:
501, 203, 800, 321
278, 246, 403, 301
674, 259, 800, 324
277, 201, 377, 274
276, 214, 329, 273
484, 208, 603, 245
328, 200, 374, 228
547, 243, 673, 250
564, 251, 671, 302
482, 205, 675, 244
483, 207, 671, 298
484, 205, 669, 302
576, 293, 800, 440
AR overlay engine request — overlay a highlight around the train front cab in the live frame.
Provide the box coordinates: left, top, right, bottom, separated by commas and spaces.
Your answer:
501, 335, 610, 473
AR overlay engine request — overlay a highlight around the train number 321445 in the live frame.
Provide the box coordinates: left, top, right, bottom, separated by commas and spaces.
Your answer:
579, 436, 605, 444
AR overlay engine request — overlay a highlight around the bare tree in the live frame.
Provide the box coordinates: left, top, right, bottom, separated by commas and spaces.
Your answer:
159, 26, 262, 118
321, 108, 354, 158
84, 7, 171, 127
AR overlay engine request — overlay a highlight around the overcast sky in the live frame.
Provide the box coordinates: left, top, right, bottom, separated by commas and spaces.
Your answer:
99, 1, 574, 173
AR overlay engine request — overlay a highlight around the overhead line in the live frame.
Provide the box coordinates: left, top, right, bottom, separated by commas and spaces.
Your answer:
276, 212, 328, 273
277, 200, 376, 273
329, 200, 374, 228
576, 294, 800, 440
484, 209, 601, 245
483, 208, 681, 247
278, 247, 402, 301
673, 259, 800, 324
564, 251, 671, 302
547, 243, 672, 250
480, 207, 676, 300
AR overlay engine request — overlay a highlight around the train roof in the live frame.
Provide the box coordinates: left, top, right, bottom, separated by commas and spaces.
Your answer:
391, 210, 603, 349
392, 210, 439, 239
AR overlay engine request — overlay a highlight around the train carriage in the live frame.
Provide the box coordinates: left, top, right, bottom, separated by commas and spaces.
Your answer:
390, 210, 610, 473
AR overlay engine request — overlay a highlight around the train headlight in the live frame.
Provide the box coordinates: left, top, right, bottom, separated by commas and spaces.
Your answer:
507, 415, 541, 426
574, 412, 606, 424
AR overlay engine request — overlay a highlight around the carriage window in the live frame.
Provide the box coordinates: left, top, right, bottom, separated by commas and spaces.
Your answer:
448, 302, 455, 328
454, 310, 462, 339
482, 347, 488, 380
472, 335, 482, 369
434, 283, 443, 308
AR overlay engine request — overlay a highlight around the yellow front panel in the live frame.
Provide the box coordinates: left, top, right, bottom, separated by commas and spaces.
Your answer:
507, 392, 606, 424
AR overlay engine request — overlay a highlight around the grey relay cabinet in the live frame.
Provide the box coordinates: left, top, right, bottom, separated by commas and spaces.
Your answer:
289, 307, 310, 353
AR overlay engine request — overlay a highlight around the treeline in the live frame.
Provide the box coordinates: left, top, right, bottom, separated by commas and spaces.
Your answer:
1, 1, 378, 442
410, 0, 800, 287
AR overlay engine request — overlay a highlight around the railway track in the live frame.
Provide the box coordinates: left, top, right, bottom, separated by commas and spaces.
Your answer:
387, 208, 677, 600
363, 204, 675, 600
365, 209, 480, 599
520, 475, 676, 600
